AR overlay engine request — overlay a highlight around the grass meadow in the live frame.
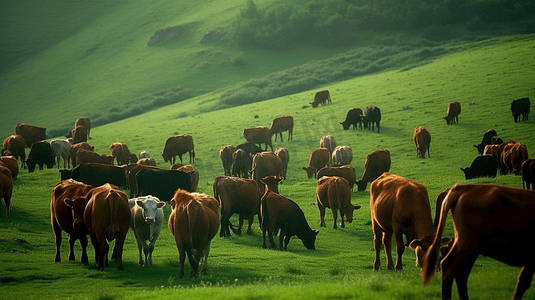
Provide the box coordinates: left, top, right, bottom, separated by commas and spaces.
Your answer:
0, 35, 534, 299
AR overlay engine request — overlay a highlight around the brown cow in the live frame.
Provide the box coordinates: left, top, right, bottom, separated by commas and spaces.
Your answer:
15, 123, 46, 148
2, 135, 26, 169
0, 156, 19, 179
77, 149, 114, 166
413, 126, 431, 159
316, 165, 357, 191
110, 142, 134, 165
483, 144, 501, 165
213, 176, 261, 237
0, 166, 13, 218
332, 146, 352, 166
302, 148, 330, 179
219, 145, 237, 176
363, 105, 382, 133
232, 149, 251, 178
173, 164, 199, 192
137, 157, 156, 166
270, 115, 294, 141
162, 134, 195, 165
319, 135, 337, 158
251, 152, 283, 195
522, 159, 535, 190
316, 176, 361, 229
275, 147, 289, 179
69, 142, 94, 167
310, 90, 331, 108
502, 141, 529, 175
51, 179, 94, 263
356, 149, 391, 191
71, 125, 88, 144
370, 172, 440, 271
419, 184, 535, 300
243, 126, 273, 151
443, 101, 461, 125
168, 189, 219, 278
75, 117, 91, 139
83, 183, 131, 271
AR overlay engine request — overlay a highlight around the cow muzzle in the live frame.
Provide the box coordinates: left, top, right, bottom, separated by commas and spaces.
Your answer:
145, 217, 155, 223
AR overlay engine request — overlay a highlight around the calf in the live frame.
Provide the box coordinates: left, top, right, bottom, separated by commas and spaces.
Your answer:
2, 134, 26, 169
356, 149, 391, 191
270, 115, 294, 141
310, 90, 331, 108
243, 126, 273, 152
129, 196, 166, 266
460, 155, 498, 180
511, 97, 531, 122
522, 159, 535, 190
50, 139, 73, 169
474, 129, 497, 155
316, 165, 357, 191
316, 176, 361, 229
302, 148, 330, 179
340, 108, 363, 130
219, 145, 237, 176
413, 126, 431, 159
332, 146, 352, 166
443, 101, 461, 125
363, 105, 381, 133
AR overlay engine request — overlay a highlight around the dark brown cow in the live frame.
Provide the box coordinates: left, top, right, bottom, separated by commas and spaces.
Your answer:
474, 129, 497, 155
270, 115, 294, 141
84, 183, 130, 271
483, 144, 501, 165
522, 159, 535, 190
213, 176, 261, 237
502, 141, 529, 175
275, 147, 289, 179
363, 105, 382, 133
302, 148, 330, 179
137, 157, 156, 166
219, 145, 237, 176
356, 149, 391, 191
232, 149, 251, 178
168, 189, 219, 278
310, 90, 331, 108
251, 152, 283, 195
413, 126, 431, 159
15, 123, 46, 148
419, 184, 535, 300
331, 146, 352, 166
319, 135, 337, 158
2, 135, 26, 169
0, 166, 13, 218
511, 97, 531, 122
26, 140, 55, 172
69, 142, 94, 167
51, 179, 94, 263
243, 126, 273, 151
110, 142, 133, 165
77, 149, 114, 166
71, 125, 88, 144
75, 117, 91, 139
443, 101, 461, 125
162, 134, 195, 165
64, 163, 128, 189
370, 172, 440, 270
0, 156, 19, 179
236, 142, 263, 156
340, 108, 363, 130
125, 164, 163, 197
316, 176, 361, 229
316, 165, 357, 191
173, 164, 199, 192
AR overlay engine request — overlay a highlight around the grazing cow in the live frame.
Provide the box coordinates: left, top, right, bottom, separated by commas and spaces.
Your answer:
236, 142, 263, 156
2, 135, 26, 169
302, 148, 330, 179
219, 145, 237, 176
139, 151, 150, 159
69, 142, 94, 167
275, 147, 289, 179
213, 176, 261, 237
319, 135, 337, 158
316, 165, 357, 191
0, 167, 13, 218
340, 108, 363, 130
168, 189, 219, 278
270, 115, 294, 141
356, 149, 391, 191
50, 179, 94, 263
136, 168, 193, 202
110, 142, 134, 165
0, 156, 19, 179
231, 149, 251, 178
474, 129, 497, 154
413, 126, 431, 159
137, 157, 156, 166
162, 134, 195, 165
71, 125, 88, 144
443, 101, 461, 125
522, 159, 535, 190
243, 126, 273, 152
310, 90, 331, 108
251, 152, 284, 195
15, 123, 46, 148
66, 163, 127, 188
332, 146, 352, 166
75, 117, 91, 139
173, 164, 199, 192
419, 184, 535, 300
129, 196, 165, 266
370, 172, 440, 270
511, 97, 531, 122
84, 184, 130, 271
483, 144, 501, 165
502, 141, 529, 175
460, 155, 498, 180
76, 149, 114, 166
316, 176, 361, 229
363, 105, 381, 133
26, 140, 55, 172
50, 139, 73, 169
261, 187, 319, 250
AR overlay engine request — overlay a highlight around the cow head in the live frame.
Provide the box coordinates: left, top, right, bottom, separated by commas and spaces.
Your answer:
161, 151, 170, 163
64, 197, 89, 233
356, 180, 367, 191
260, 176, 283, 194
300, 230, 319, 250
136, 197, 165, 224
410, 236, 452, 270
310, 101, 318, 108
341, 204, 362, 224
25, 157, 36, 173
302, 166, 315, 178
340, 122, 350, 130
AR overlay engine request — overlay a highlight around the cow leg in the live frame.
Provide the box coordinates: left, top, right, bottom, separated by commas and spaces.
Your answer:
237, 215, 244, 236
394, 231, 405, 271
441, 244, 478, 300
135, 233, 144, 265
372, 220, 382, 270
178, 245, 186, 278
114, 234, 127, 270
331, 208, 338, 229
53, 221, 63, 263
88, 232, 100, 268
268, 228, 277, 250
512, 266, 535, 300
80, 233, 88, 264
246, 215, 254, 235
279, 227, 286, 251
318, 203, 326, 227
188, 248, 200, 278
56, 156, 60, 170
220, 210, 231, 237
67, 234, 77, 261
383, 231, 394, 270
201, 241, 212, 275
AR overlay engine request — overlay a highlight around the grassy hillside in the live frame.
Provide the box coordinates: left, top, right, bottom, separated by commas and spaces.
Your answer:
0, 35, 534, 299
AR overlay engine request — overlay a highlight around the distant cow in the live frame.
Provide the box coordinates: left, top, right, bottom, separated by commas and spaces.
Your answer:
136, 168, 193, 202
137, 157, 156, 166
236, 142, 263, 156
275, 147, 289, 179
168, 189, 219, 278
162, 134, 195, 165
316, 176, 361, 229
332, 146, 352, 166
243, 126, 273, 152
419, 184, 535, 300
310, 90, 331, 108
110, 142, 134, 165
0, 168, 13, 218
319, 135, 336, 157
51, 179, 94, 263
363, 105, 381, 133
356, 149, 391, 191
2, 135, 26, 169
460, 155, 498, 180
129, 196, 165, 267
69, 142, 94, 167
139, 151, 150, 159
26, 140, 55, 172
303, 148, 330, 179
75, 117, 91, 139
219, 145, 237, 176
84, 183, 131, 271
251, 152, 283, 195
50, 139, 73, 169
65, 163, 127, 188
511, 97, 530, 122
316, 165, 357, 191
270, 115, 294, 141
77, 149, 114, 166
213, 176, 261, 237
443, 101, 461, 125
474, 129, 497, 154
340, 108, 363, 130
71, 125, 88, 144
15, 123, 46, 148
370, 173, 441, 270
413, 126, 431, 159
502, 141, 529, 175
232, 149, 252, 178
522, 159, 535, 190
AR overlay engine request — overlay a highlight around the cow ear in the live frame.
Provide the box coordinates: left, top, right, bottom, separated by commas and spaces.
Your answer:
64, 199, 74, 207
353, 205, 362, 210
441, 236, 452, 246
460, 168, 465, 172
302, 167, 307, 170
157, 202, 166, 209
409, 239, 422, 250
314, 230, 320, 236
136, 200, 144, 208
169, 199, 176, 207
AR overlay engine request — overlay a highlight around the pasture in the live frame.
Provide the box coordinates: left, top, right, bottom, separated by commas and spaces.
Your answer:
1, 35, 534, 299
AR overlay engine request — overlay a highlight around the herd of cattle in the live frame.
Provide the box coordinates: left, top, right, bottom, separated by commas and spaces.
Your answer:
0, 94, 534, 299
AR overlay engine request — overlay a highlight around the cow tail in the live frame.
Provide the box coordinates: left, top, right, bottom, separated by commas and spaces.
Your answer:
187, 200, 199, 248
106, 190, 120, 241
260, 194, 268, 232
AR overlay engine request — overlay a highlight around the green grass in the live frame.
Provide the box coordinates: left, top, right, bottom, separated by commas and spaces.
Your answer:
0, 35, 534, 299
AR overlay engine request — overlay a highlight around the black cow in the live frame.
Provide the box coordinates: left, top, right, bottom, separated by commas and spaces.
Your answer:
236, 142, 262, 156
363, 105, 381, 133
136, 168, 193, 202
26, 141, 55, 172
64, 163, 127, 188
473, 129, 498, 155
511, 97, 530, 122
460, 155, 498, 180
340, 108, 363, 130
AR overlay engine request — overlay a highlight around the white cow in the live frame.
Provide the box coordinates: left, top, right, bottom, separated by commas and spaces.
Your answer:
332, 146, 353, 166
50, 138, 73, 169
129, 195, 165, 266
139, 151, 150, 159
